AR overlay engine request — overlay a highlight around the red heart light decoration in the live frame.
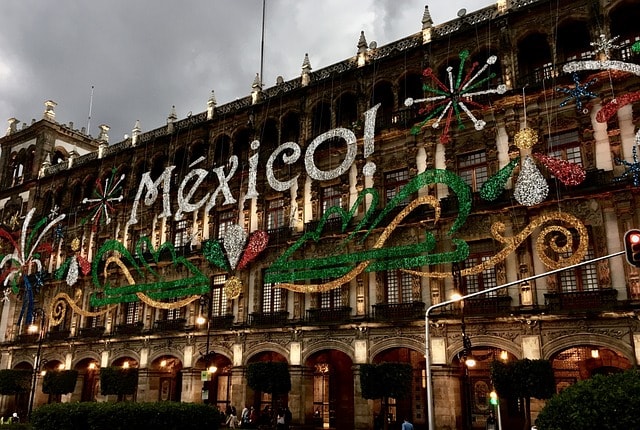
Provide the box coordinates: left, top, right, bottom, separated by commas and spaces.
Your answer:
237, 231, 269, 271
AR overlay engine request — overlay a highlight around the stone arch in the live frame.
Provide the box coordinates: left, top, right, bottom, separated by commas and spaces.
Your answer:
244, 343, 290, 366
148, 350, 184, 366
446, 334, 523, 363
541, 333, 635, 363
71, 352, 101, 370
108, 350, 140, 367
302, 340, 354, 364
369, 335, 425, 361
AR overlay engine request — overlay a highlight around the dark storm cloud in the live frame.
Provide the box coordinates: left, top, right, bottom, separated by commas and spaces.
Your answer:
0, 1, 494, 143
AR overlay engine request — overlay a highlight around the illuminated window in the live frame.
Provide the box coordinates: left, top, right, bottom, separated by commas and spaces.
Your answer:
216, 210, 235, 239
266, 198, 286, 231
211, 274, 228, 317
386, 269, 413, 304
385, 169, 410, 205
457, 151, 488, 192
173, 219, 189, 248
262, 271, 285, 312
548, 131, 583, 166
125, 302, 142, 324
321, 186, 342, 218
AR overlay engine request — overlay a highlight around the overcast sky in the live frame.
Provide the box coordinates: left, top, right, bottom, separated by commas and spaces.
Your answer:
0, 0, 496, 142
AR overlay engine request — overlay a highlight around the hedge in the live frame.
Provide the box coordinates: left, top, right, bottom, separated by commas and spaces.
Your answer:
30, 401, 224, 430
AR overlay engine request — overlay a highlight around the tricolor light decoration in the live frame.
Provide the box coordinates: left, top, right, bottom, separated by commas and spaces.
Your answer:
405, 49, 506, 143
203, 226, 269, 299
480, 128, 586, 206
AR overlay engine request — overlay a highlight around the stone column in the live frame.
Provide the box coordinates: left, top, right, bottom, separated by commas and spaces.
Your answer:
352, 365, 373, 430
289, 365, 305, 425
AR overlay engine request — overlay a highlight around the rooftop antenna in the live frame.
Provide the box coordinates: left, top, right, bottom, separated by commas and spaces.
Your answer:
87, 85, 94, 135
260, 0, 266, 88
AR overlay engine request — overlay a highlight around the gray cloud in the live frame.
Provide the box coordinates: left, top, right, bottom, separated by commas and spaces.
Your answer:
0, 0, 494, 141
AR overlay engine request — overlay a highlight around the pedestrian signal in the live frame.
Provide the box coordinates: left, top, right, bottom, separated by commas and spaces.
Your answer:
624, 229, 640, 268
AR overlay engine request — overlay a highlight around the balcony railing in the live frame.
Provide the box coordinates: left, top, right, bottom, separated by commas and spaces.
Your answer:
113, 322, 144, 336
209, 315, 235, 330
77, 326, 106, 339
463, 296, 513, 316
544, 289, 618, 312
247, 311, 289, 327
372, 302, 425, 321
15, 333, 39, 344
306, 307, 352, 324
46, 329, 71, 341
152, 318, 186, 333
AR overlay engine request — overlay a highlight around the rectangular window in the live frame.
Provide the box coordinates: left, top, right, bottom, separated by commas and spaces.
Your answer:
559, 247, 598, 292
164, 299, 181, 320
461, 253, 498, 297
319, 287, 343, 309
267, 198, 286, 231
216, 210, 235, 239
457, 151, 488, 192
548, 131, 583, 166
386, 269, 413, 304
385, 169, 410, 205
173, 219, 189, 248
125, 302, 142, 324
211, 274, 228, 317
262, 272, 284, 312
321, 186, 342, 218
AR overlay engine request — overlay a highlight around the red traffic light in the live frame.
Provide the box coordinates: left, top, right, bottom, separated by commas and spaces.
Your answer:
624, 229, 640, 268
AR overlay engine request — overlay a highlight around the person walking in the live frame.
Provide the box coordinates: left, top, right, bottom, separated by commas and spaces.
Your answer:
401, 417, 414, 430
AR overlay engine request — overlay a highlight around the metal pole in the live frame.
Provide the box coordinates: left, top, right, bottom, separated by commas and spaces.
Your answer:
424, 250, 624, 430
27, 308, 45, 420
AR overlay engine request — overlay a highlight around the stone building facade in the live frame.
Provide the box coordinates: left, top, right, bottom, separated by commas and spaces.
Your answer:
0, 1, 639, 429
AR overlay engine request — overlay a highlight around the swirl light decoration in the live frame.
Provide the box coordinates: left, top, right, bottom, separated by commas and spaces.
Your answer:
402, 211, 589, 279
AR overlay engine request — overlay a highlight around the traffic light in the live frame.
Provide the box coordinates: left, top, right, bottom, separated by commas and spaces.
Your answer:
624, 229, 640, 268
489, 391, 498, 406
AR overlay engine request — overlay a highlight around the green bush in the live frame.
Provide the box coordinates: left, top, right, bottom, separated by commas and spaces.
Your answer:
535, 369, 640, 430
43, 370, 78, 395
99, 367, 138, 396
0, 370, 31, 395
30, 401, 223, 430
360, 362, 413, 400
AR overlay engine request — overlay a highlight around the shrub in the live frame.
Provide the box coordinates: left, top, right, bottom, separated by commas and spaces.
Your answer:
43, 370, 78, 395
30, 401, 223, 430
535, 369, 640, 430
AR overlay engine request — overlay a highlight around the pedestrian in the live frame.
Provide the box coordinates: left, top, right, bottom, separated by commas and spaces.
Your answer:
401, 417, 414, 430
226, 406, 239, 429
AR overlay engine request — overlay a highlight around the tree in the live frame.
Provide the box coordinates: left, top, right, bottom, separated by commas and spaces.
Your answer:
43, 369, 79, 402
490, 359, 555, 430
360, 362, 413, 430
535, 369, 640, 430
246, 362, 291, 410
99, 367, 139, 401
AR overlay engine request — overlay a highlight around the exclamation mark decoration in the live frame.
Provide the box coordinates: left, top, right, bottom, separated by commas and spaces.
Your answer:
362, 103, 381, 177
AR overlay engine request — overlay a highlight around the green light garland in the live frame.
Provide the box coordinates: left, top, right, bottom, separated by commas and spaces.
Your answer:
90, 238, 209, 307
480, 157, 520, 201
265, 169, 471, 286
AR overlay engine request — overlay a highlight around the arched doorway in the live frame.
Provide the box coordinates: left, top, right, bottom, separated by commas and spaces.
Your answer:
452, 346, 512, 430
246, 351, 289, 427
373, 347, 426, 430
109, 356, 139, 402
149, 355, 182, 402
305, 349, 354, 430
74, 357, 100, 402
550, 346, 632, 390
195, 351, 232, 411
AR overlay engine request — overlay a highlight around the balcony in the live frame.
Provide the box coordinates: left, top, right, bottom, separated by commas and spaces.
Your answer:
46, 329, 71, 341
306, 307, 352, 324
15, 333, 39, 344
373, 302, 425, 321
152, 318, 186, 333
77, 326, 105, 339
247, 311, 289, 327
463, 295, 513, 316
544, 289, 618, 312
209, 315, 235, 330
113, 322, 144, 336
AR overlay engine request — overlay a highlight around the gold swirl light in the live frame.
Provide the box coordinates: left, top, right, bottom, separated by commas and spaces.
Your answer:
277, 195, 441, 293
49, 291, 117, 326
402, 211, 588, 279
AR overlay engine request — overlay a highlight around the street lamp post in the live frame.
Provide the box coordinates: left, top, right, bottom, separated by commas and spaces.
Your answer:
424, 251, 624, 430
27, 307, 46, 420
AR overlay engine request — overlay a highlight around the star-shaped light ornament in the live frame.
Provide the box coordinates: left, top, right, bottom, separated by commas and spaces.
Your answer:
82, 168, 125, 231
614, 131, 640, 187
590, 33, 621, 60
557, 72, 598, 113
480, 127, 586, 206
405, 49, 506, 143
